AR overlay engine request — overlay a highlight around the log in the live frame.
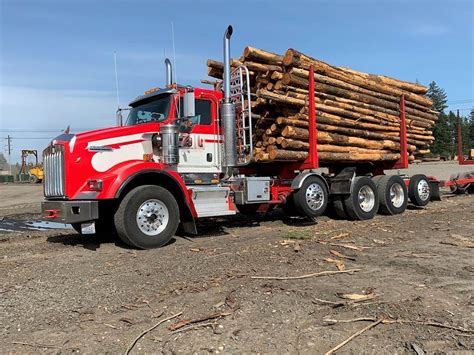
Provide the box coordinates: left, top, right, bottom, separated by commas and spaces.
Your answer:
281, 74, 436, 122
266, 149, 400, 162
283, 48, 428, 94
319, 151, 400, 162
268, 149, 309, 160
244, 46, 284, 65
289, 67, 432, 108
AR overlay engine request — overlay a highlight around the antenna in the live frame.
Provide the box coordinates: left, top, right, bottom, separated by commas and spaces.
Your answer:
114, 52, 124, 125
114, 51, 120, 109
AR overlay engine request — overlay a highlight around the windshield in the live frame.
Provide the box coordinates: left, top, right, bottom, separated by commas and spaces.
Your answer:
125, 94, 172, 126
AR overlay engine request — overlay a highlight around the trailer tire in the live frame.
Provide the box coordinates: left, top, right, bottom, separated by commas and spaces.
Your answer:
376, 175, 408, 215
408, 174, 431, 206
343, 176, 379, 220
114, 185, 179, 249
293, 176, 328, 218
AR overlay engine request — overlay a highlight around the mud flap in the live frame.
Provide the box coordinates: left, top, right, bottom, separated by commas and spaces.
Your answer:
430, 181, 441, 201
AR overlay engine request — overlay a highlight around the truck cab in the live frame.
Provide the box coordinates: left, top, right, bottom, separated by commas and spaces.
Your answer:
41, 26, 331, 249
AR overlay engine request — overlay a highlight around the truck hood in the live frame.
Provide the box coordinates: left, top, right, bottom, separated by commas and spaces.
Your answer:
74, 124, 158, 142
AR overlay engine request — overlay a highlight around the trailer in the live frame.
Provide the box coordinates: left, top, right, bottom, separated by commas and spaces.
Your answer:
41, 26, 443, 249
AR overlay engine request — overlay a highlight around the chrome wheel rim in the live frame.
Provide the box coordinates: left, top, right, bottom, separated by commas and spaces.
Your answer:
306, 183, 325, 211
358, 185, 375, 212
390, 183, 405, 208
417, 179, 430, 201
136, 199, 169, 236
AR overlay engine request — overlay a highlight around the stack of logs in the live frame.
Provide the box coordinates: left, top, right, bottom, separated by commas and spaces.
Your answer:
207, 47, 437, 163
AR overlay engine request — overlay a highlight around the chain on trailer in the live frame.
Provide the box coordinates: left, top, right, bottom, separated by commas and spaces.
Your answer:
230, 65, 253, 165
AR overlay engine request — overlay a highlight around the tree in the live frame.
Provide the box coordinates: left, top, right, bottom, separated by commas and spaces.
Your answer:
0, 153, 7, 171
426, 81, 450, 157
425, 81, 448, 113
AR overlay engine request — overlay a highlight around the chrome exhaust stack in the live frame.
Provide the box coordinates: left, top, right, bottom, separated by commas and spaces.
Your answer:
165, 58, 173, 87
221, 25, 236, 167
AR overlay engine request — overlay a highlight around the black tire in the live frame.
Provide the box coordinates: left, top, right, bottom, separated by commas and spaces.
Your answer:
114, 185, 179, 249
29, 175, 39, 183
343, 176, 379, 220
408, 174, 431, 206
376, 175, 408, 215
293, 176, 328, 218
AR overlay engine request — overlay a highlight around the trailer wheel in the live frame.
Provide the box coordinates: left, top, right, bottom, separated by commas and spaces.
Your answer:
114, 185, 179, 249
408, 174, 431, 206
343, 176, 379, 220
293, 176, 328, 218
376, 175, 408, 215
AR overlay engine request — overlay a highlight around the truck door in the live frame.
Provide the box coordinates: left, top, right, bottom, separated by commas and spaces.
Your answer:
177, 97, 222, 174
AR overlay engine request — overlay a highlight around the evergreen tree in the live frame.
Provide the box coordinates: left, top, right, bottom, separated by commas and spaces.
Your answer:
426, 81, 448, 113
426, 81, 450, 157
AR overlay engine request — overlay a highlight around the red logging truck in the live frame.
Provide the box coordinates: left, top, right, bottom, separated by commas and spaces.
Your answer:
42, 26, 442, 249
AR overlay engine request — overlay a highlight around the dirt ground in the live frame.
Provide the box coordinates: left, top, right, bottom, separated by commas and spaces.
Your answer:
1, 163, 473, 354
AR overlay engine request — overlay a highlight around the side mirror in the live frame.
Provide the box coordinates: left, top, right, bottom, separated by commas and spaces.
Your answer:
183, 91, 195, 117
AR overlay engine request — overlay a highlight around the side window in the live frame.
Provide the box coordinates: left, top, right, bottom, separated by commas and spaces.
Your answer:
195, 99, 212, 125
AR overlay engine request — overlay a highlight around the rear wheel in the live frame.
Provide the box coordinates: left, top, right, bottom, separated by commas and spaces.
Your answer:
375, 175, 408, 215
408, 174, 431, 206
293, 176, 328, 218
343, 176, 379, 220
114, 185, 179, 249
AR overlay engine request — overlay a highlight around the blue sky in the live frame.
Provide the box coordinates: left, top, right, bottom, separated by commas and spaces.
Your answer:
1, 0, 473, 162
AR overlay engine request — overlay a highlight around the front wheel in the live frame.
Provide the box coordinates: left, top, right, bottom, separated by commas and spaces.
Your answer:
293, 176, 328, 218
114, 185, 179, 249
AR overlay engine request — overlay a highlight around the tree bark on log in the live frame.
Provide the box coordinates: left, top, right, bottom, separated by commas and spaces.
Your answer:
283, 48, 428, 95
244, 46, 284, 65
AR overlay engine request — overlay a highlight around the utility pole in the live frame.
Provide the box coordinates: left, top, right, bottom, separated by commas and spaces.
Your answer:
7, 135, 12, 175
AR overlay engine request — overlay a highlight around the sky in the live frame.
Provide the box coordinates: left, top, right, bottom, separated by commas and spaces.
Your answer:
1, 0, 473, 163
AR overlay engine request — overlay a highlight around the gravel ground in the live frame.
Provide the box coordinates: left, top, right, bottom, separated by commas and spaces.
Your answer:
0, 162, 473, 354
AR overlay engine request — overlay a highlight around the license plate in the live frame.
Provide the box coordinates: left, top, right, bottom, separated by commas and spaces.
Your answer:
81, 222, 96, 235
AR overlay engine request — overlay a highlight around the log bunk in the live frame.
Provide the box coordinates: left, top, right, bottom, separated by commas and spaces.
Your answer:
207, 47, 437, 164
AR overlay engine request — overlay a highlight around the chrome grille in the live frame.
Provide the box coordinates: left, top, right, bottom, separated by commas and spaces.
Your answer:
43, 144, 65, 197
